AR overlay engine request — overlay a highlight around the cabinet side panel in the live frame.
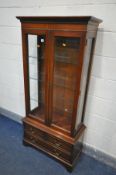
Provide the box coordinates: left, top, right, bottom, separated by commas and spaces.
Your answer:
75, 38, 94, 130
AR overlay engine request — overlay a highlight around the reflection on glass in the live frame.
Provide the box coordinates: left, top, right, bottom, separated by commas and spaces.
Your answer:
52, 36, 80, 132
75, 39, 93, 130
28, 34, 45, 121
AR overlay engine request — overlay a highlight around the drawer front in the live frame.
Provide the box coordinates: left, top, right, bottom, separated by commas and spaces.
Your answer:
24, 124, 47, 138
24, 132, 72, 162
24, 123, 73, 153
46, 134, 73, 152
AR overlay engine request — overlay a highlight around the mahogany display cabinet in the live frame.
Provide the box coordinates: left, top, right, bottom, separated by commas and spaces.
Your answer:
17, 16, 102, 171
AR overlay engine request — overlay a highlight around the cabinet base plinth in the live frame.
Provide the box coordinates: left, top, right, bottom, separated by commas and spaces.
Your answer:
23, 119, 85, 171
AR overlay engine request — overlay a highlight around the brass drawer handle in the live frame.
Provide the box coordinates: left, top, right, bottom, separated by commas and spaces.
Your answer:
55, 143, 61, 147
54, 149, 61, 157
54, 152, 60, 157
31, 131, 35, 134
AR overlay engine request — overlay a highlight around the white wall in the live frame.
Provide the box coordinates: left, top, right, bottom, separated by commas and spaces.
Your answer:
0, 0, 116, 159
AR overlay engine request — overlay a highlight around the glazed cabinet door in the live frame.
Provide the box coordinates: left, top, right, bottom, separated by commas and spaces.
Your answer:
22, 30, 49, 124
49, 31, 86, 134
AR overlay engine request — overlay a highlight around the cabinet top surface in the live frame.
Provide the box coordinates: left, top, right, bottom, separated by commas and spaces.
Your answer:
16, 16, 102, 24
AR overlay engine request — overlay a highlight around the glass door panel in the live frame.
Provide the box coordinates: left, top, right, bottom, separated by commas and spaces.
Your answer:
28, 34, 46, 122
52, 36, 80, 132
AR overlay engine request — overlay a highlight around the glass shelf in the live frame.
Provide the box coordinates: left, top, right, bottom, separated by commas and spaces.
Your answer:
53, 83, 76, 91
29, 106, 45, 122
52, 36, 80, 131
55, 59, 78, 65
28, 34, 46, 122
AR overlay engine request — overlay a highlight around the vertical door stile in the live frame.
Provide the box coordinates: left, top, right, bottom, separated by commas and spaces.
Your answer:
71, 32, 86, 136
48, 31, 55, 126
37, 36, 40, 109
43, 31, 49, 125
22, 28, 30, 116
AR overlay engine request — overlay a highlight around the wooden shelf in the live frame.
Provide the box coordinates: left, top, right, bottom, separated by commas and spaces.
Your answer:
55, 58, 78, 65
53, 83, 75, 91
29, 107, 71, 131
52, 110, 72, 131
29, 106, 45, 122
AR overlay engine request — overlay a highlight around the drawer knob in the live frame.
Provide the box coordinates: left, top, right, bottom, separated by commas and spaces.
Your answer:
55, 152, 60, 157
54, 149, 61, 157
55, 143, 61, 147
31, 131, 35, 134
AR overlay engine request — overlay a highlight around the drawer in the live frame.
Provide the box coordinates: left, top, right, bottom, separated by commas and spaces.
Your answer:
46, 135, 73, 153
24, 124, 47, 138
50, 147, 71, 162
24, 123, 73, 154
24, 133, 72, 163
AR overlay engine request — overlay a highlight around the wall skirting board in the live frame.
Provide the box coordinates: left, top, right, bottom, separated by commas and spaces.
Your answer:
0, 107, 116, 169
0, 107, 22, 124
83, 144, 116, 169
